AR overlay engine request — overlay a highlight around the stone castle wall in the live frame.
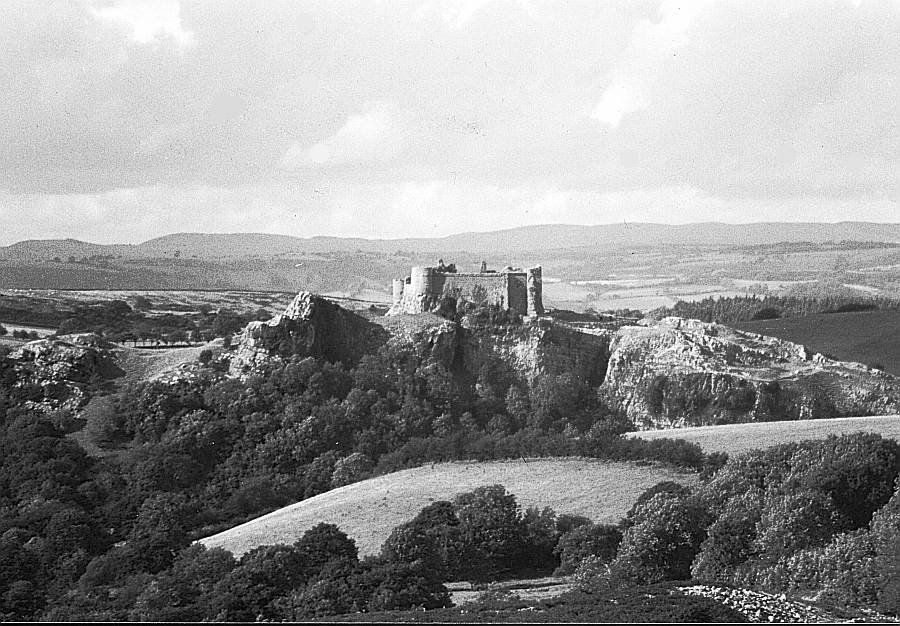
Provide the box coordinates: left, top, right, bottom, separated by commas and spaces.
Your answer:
389, 263, 543, 316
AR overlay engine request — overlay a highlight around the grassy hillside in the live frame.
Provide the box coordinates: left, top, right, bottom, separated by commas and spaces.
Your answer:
736, 309, 900, 376
200, 458, 697, 558
631, 414, 900, 455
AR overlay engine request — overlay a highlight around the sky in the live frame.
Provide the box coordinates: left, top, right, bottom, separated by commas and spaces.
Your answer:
1, 0, 899, 245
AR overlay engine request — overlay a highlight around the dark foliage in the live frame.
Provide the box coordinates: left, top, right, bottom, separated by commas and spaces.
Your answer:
651, 293, 900, 326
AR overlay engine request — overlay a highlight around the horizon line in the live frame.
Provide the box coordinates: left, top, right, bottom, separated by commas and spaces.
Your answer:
4, 219, 900, 248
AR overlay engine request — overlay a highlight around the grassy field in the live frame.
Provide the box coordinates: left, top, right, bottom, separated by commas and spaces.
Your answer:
631, 415, 900, 455
112, 342, 218, 384
736, 309, 900, 376
200, 458, 697, 558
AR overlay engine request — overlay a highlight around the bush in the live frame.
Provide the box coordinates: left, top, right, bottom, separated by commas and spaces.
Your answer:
331, 452, 374, 488
294, 523, 358, 579
751, 307, 781, 320
554, 523, 622, 575
453, 485, 525, 580
612, 492, 711, 584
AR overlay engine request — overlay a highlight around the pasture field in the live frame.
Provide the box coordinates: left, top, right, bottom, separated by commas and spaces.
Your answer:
200, 458, 697, 557
631, 414, 900, 456
736, 309, 900, 376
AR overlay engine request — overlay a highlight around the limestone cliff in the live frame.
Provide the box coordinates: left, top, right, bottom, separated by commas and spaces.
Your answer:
229, 292, 390, 374
226, 294, 900, 430
602, 317, 900, 428
458, 318, 611, 387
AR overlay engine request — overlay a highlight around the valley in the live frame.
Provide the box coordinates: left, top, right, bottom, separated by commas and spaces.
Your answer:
3, 227, 900, 622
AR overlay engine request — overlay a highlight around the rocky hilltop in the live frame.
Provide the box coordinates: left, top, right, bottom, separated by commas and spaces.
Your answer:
229, 292, 390, 375
605, 317, 900, 428
225, 294, 900, 429
12, 293, 894, 429
4, 333, 122, 411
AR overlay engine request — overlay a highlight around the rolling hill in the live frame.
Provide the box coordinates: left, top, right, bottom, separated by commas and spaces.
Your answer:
4, 221, 900, 260
631, 414, 900, 455
199, 458, 697, 557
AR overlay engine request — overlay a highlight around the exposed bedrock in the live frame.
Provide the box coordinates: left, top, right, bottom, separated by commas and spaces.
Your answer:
229, 292, 390, 374
227, 294, 900, 429
602, 317, 900, 428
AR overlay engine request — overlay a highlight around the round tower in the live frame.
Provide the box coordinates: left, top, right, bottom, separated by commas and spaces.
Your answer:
409, 266, 436, 297
392, 279, 404, 305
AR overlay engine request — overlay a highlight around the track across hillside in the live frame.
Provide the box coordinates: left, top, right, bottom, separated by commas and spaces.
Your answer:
200, 458, 696, 557
631, 415, 900, 455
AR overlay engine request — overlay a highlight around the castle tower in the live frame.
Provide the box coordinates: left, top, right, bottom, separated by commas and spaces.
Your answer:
392, 279, 404, 305
409, 266, 435, 297
526, 266, 544, 316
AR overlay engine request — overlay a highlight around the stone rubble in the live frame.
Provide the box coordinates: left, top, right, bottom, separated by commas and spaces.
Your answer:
678, 584, 899, 623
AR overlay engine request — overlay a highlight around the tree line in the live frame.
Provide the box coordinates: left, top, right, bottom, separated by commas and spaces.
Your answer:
650, 294, 900, 325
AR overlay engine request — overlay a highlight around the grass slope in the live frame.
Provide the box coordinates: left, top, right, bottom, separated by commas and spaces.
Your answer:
113, 342, 217, 385
631, 415, 900, 455
200, 458, 696, 558
736, 309, 900, 376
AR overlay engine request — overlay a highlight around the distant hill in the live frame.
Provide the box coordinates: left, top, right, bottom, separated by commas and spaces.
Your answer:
3, 222, 900, 260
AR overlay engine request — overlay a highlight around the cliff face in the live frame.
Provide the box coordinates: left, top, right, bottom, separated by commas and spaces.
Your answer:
229, 292, 390, 375
458, 319, 611, 387
227, 294, 900, 429
602, 317, 900, 428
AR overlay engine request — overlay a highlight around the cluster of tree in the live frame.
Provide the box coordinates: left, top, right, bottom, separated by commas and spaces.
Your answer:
30, 521, 450, 621
0, 327, 719, 620
651, 294, 900, 325
569, 433, 900, 616
53, 299, 270, 344
31, 483, 624, 621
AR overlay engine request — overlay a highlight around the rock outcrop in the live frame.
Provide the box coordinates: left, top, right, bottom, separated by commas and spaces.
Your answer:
229, 292, 390, 375
603, 317, 900, 428
5, 333, 122, 411
225, 295, 900, 430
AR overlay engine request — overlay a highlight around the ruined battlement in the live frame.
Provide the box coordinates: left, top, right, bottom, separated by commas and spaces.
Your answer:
388, 261, 544, 317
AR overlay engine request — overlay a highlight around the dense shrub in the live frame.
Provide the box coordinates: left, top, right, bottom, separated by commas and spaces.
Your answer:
612, 491, 711, 585
554, 523, 623, 575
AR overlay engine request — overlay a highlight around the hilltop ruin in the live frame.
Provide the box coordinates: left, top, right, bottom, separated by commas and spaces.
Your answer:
388, 260, 544, 317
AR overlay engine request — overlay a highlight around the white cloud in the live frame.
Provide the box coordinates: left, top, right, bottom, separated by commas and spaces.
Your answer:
89, 0, 195, 47
592, 83, 647, 128
592, 0, 711, 127
280, 103, 397, 169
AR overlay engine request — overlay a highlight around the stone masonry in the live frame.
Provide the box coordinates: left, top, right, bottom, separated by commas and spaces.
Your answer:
388, 261, 544, 317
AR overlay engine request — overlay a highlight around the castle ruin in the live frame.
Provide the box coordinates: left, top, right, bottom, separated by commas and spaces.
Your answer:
388, 261, 544, 317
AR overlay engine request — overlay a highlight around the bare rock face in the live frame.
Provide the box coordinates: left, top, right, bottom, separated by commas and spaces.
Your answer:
226, 294, 900, 430
6, 333, 122, 411
229, 292, 390, 375
603, 317, 900, 428
460, 318, 612, 387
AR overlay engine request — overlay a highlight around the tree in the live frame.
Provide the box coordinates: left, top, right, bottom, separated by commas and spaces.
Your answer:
612, 492, 711, 584
293, 523, 358, 578
127, 493, 193, 573
453, 485, 525, 579
129, 545, 236, 622
554, 523, 623, 575
213, 544, 309, 621
331, 452, 373, 488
